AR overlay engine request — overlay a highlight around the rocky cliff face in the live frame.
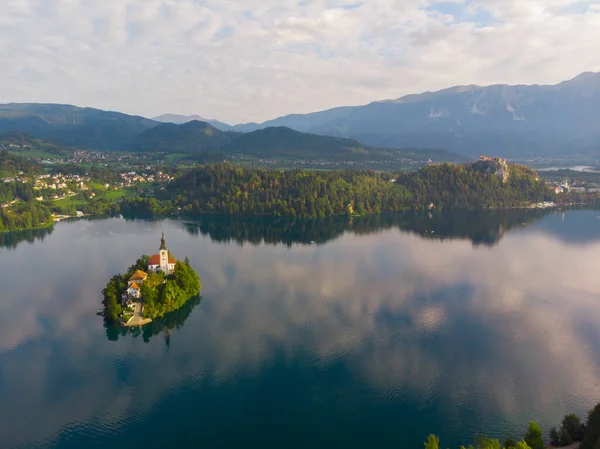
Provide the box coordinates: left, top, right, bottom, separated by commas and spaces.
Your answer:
472, 157, 510, 183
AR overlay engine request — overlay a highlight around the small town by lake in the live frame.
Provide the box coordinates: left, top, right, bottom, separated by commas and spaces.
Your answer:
1, 211, 599, 449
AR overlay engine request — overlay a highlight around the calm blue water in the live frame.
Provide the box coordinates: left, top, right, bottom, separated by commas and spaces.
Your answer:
0, 211, 599, 449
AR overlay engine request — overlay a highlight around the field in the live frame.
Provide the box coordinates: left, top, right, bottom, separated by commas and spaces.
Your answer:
53, 196, 86, 207
8, 148, 68, 160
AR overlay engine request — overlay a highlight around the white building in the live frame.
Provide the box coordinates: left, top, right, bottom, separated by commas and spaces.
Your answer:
148, 233, 176, 274
127, 282, 141, 299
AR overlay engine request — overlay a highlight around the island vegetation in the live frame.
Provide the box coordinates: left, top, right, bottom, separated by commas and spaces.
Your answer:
102, 252, 201, 326
423, 402, 600, 449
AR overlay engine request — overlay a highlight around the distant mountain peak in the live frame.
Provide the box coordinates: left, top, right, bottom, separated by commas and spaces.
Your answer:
568, 71, 599, 81
152, 113, 232, 131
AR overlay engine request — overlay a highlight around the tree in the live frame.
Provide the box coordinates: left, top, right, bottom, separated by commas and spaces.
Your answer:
512, 442, 532, 449
504, 439, 517, 449
524, 422, 544, 449
424, 434, 439, 449
550, 428, 561, 447
580, 404, 600, 449
561, 414, 584, 443
462, 437, 502, 449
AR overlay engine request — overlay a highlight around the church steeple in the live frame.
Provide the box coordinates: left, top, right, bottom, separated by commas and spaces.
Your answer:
160, 232, 167, 250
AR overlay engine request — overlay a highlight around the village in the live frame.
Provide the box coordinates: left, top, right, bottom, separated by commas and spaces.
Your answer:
0, 169, 173, 209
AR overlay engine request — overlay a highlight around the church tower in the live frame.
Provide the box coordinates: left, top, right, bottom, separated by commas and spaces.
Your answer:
159, 232, 169, 273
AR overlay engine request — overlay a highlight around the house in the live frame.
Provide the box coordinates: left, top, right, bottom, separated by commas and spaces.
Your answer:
127, 282, 141, 299
148, 233, 176, 274
128, 270, 148, 286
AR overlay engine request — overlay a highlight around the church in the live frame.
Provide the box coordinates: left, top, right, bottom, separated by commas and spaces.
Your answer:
148, 233, 176, 275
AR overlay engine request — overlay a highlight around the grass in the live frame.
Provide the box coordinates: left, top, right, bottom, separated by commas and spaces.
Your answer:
164, 153, 192, 164
103, 187, 138, 201
53, 196, 86, 207
8, 149, 67, 160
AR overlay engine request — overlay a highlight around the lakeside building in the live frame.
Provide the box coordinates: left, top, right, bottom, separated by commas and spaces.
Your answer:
148, 233, 176, 274
123, 234, 177, 308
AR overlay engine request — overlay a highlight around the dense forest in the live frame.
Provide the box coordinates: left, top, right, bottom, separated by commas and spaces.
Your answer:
161, 162, 554, 218
0, 200, 53, 233
0, 149, 44, 177
0, 160, 566, 233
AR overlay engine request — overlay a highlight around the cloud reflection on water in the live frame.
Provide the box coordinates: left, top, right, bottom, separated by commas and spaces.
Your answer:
0, 212, 599, 447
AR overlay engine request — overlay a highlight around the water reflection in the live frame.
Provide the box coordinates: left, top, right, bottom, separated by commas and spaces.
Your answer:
0, 225, 54, 250
0, 211, 599, 449
181, 209, 553, 247
105, 295, 202, 344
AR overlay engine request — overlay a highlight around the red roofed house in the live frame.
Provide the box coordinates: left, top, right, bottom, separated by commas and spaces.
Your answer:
127, 282, 142, 299
148, 233, 176, 274
128, 270, 148, 286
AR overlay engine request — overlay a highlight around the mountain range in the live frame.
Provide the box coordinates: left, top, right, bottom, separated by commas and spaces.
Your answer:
1, 72, 599, 159
131, 120, 465, 162
230, 72, 600, 158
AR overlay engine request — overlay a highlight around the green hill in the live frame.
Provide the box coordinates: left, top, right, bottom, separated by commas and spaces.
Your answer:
0, 149, 44, 177
0, 131, 74, 158
131, 121, 466, 163
221, 126, 371, 159
130, 120, 238, 153
160, 161, 553, 218
0, 103, 157, 150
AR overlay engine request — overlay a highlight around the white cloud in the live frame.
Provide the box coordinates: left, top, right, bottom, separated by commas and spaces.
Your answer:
0, 0, 599, 123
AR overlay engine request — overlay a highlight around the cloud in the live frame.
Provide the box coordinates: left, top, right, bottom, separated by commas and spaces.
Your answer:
0, 0, 598, 123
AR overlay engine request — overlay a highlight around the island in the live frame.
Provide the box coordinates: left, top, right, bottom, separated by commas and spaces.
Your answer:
101, 233, 201, 326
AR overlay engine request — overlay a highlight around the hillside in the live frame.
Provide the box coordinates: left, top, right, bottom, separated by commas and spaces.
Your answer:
232, 72, 600, 158
226, 127, 465, 162
160, 161, 553, 218
0, 150, 44, 177
152, 113, 232, 131
222, 126, 374, 160
132, 121, 465, 163
0, 132, 74, 158
130, 120, 238, 153
0, 103, 157, 150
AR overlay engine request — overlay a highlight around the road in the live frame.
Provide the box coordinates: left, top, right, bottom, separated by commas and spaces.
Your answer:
124, 301, 152, 327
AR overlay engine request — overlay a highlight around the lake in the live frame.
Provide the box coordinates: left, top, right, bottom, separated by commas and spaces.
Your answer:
1, 211, 599, 449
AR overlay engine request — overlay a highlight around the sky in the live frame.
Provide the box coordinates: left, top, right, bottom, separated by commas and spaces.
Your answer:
1, 0, 599, 124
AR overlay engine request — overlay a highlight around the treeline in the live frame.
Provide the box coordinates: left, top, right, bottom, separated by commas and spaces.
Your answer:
425, 404, 600, 449
550, 405, 600, 449
0, 200, 53, 233
0, 179, 39, 203
0, 150, 44, 177
0, 161, 558, 232
397, 163, 553, 210
161, 162, 553, 219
